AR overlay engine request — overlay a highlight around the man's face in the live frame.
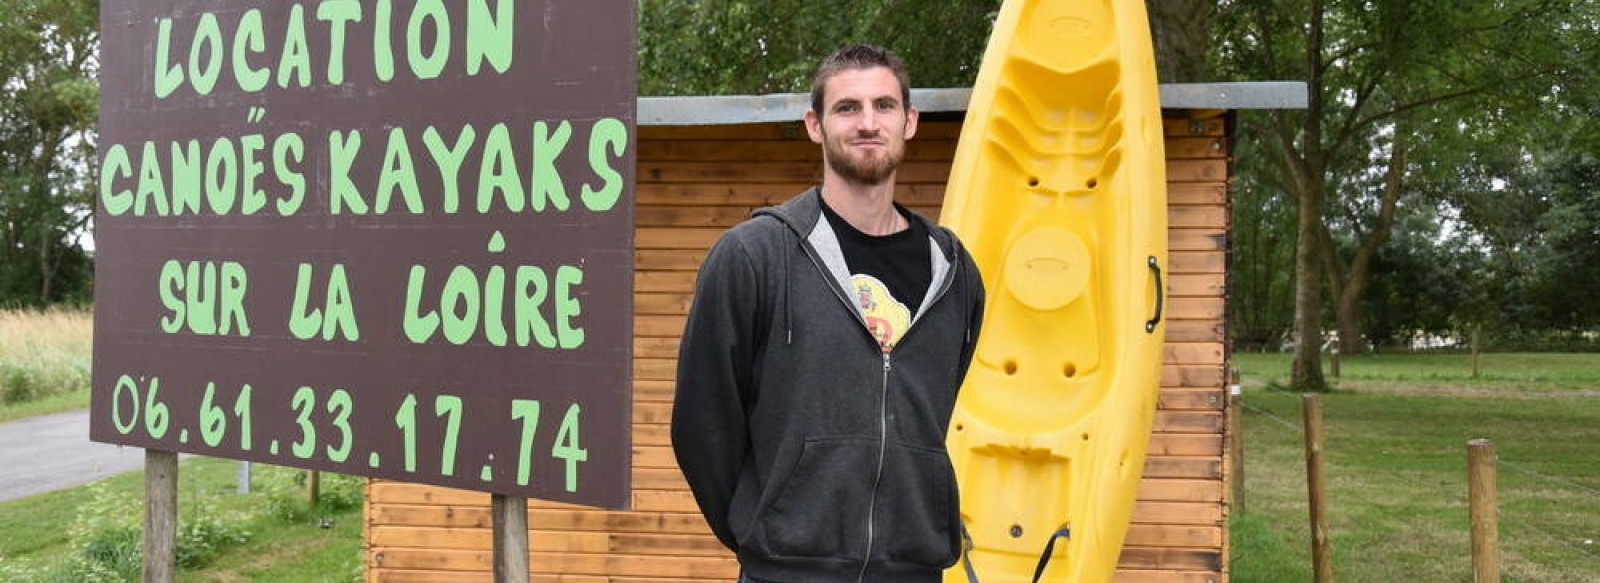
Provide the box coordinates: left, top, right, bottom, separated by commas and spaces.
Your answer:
805, 66, 919, 186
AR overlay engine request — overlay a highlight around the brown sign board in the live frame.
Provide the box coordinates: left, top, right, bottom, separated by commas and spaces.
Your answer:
91, 0, 636, 509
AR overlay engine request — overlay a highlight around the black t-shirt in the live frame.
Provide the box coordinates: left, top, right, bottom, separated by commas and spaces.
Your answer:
820, 200, 932, 351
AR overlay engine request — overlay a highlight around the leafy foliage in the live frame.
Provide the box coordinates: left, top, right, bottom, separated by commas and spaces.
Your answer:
0, 463, 370, 582
639, 0, 999, 96
1229, 119, 1299, 351
0, 0, 98, 306
1214, 0, 1599, 372
264, 468, 364, 523
0, 476, 250, 582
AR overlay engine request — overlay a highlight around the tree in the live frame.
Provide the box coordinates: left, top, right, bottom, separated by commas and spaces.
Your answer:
640, 0, 1212, 94
1211, 0, 1587, 389
1228, 130, 1298, 351
639, 0, 999, 96
0, 0, 98, 306
1517, 127, 1600, 333
1149, 0, 1210, 83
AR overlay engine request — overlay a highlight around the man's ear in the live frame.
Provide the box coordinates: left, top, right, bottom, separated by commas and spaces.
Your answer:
904, 106, 920, 141
803, 109, 824, 143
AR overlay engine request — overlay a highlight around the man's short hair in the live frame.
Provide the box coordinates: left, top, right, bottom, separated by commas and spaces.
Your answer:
809, 43, 912, 118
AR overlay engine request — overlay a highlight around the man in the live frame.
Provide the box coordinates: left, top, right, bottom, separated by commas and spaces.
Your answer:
672, 44, 985, 583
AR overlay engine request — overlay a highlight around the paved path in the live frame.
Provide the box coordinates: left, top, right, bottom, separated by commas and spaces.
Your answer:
0, 409, 147, 502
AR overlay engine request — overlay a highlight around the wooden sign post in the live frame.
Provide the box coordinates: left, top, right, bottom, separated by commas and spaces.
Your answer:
93, 2, 639, 577
145, 451, 178, 583
493, 495, 531, 583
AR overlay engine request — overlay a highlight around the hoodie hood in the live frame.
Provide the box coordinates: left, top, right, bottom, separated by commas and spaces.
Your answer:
753, 186, 964, 262
751, 187, 965, 345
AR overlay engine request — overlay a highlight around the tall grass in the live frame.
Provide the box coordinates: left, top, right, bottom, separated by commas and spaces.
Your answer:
0, 308, 92, 404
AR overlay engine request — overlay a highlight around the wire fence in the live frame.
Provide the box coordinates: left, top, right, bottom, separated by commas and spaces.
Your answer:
1499, 459, 1600, 497
1500, 508, 1600, 562
1234, 394, 1600, 575
1239, 400, 1300, 432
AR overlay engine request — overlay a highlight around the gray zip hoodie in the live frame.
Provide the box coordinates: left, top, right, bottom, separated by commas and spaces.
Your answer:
673, 188, 985, 583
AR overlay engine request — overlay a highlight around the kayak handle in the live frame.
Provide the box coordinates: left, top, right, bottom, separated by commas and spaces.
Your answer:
1145, 256, 1163, 333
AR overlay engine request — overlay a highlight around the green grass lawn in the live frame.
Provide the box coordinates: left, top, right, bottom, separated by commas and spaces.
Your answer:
0, 456, 362, 582
1234, 351, 1600, 390
1230, 353, 1600, 582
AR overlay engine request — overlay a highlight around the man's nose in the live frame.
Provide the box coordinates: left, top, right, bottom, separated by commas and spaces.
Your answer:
857, 109, 881, 133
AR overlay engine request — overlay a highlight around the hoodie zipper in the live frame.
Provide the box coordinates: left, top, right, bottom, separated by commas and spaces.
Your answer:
853, 254, 961, 580
857, 351, 892, 583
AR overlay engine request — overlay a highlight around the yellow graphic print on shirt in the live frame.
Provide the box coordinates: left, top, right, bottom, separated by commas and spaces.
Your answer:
851, 274, 912, 352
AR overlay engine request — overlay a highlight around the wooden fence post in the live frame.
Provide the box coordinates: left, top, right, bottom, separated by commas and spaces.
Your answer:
492, 494, 530, 583
307, 470, 320, 507
145, 450, 178, 583
1304, 394, 1332, 583
1469, 439, 1500, 583
1229, 368, 1245, 514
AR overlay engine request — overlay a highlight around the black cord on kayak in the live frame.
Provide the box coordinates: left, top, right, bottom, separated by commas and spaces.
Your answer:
1029, 526, 1072, 583
960, 521, 982, 583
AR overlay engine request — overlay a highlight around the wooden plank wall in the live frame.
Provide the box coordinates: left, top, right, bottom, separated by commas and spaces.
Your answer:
365, 112, 1233, 583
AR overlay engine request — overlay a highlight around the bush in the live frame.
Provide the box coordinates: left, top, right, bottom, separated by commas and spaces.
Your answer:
264, 467, 364, 523
1, 364, 38, 404
175, 500, 249, 569
66, 527, 140, 583
43, 480, 143, 583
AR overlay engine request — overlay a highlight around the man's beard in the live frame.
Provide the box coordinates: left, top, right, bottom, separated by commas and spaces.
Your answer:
824, 134, 902, 186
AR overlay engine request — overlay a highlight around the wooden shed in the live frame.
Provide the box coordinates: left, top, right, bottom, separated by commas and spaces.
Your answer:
363, 83, 1307, 583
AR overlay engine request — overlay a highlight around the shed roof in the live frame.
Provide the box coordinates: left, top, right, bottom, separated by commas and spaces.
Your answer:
638, 82, 1307, 126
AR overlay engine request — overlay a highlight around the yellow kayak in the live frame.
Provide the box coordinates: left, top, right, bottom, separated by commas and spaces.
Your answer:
941, 0, 1168, 581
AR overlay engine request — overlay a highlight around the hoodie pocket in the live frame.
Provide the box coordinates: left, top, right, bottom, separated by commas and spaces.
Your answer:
876, 442, 960, 567
760, 437, 876, 559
